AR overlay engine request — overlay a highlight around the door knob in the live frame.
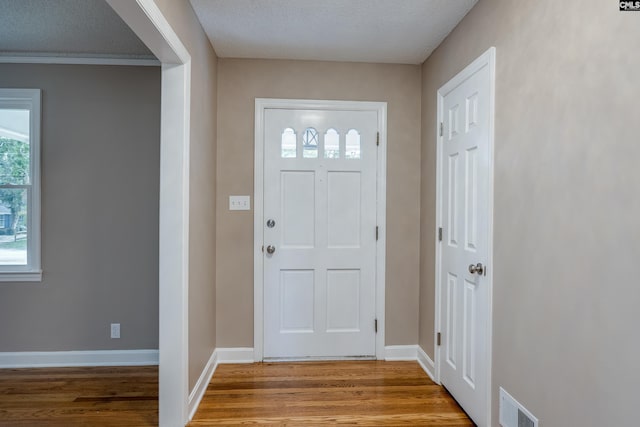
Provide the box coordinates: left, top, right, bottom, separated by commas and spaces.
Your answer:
468, 263, 484, 275
266, 245, 276, 254
266, 219, 275, 228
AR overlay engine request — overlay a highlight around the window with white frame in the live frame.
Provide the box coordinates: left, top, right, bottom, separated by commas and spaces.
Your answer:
0, 89, 41, 281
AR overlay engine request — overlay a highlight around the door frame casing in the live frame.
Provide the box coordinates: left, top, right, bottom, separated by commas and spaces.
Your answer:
434, 47, 496, 427
105, 1, 191, 425
254, 98, 387, 361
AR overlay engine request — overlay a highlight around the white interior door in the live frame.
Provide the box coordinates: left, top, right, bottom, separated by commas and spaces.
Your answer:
263, 108, 378, 359
438, 50, 494, 426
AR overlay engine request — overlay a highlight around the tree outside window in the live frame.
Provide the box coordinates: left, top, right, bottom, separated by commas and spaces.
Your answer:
0, 89, 41, 280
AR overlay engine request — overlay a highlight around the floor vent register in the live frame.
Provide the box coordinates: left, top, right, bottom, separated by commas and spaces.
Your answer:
499, 387, 538, 427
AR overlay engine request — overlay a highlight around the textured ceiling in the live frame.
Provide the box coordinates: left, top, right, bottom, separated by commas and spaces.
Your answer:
0, 0, 154, 59
190, 0, 478, 64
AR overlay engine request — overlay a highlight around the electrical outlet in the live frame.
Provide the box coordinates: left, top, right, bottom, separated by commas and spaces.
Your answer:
110, 323, 120, 339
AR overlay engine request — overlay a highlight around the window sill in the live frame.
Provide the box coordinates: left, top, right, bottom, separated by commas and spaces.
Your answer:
0, 270, 42, 282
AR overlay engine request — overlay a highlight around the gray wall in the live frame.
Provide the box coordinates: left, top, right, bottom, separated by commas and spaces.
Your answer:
420, 0, 640, 425
153, 0, 218, 391
0, 63, 160, 352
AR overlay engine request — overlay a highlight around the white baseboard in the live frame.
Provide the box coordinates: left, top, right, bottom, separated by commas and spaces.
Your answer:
216, 347, 254, 364
188, 349, 218, 421
417, 346, 436, 382
384, 345, 418, 361
188, 347, 254, 420
384, 345, 437, 383
0, 349, 159, 368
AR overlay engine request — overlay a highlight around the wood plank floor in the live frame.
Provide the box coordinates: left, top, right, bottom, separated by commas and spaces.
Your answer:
0, 361, 473, 426
0, 366, 158, 426
189, 361, 473, 426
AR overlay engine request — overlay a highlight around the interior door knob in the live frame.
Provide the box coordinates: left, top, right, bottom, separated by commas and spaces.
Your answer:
468, 263, 484, 275
266, 245, 276, 254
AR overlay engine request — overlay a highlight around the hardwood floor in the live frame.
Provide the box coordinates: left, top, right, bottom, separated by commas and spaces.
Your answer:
0, 361, 473, 426
0, 366, 158, 426
189, 361, 473, 426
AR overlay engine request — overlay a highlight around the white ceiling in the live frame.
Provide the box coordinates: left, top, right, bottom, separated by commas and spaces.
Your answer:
0, 0, 154, 59
0, 0, 477, 64
190, 0, 478, 64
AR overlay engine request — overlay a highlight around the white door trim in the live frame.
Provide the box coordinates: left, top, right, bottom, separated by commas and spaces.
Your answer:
254, 98, 387, 361
106, 1, 191, 426
434, 47, 495, 427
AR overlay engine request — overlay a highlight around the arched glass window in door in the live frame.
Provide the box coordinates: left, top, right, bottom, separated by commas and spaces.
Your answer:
345, 129, 361, 159
324, 128, 339, 158
302, 127, 318, 158
281, 127, 297, 158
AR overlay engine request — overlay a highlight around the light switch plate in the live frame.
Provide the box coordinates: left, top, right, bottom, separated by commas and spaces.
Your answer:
229, 195, 250, 211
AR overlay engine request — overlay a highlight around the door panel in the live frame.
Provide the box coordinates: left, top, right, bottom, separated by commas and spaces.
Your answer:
281, 171, 315, 248
439, 60, 491, 426
326, 269, 360, 332
327, 172, 361, 248
263, 108, 378, 359
280, 269, 315, 332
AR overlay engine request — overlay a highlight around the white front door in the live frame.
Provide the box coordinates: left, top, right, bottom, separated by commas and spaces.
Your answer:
262, 107, 378, 359
438, 49, 494, 426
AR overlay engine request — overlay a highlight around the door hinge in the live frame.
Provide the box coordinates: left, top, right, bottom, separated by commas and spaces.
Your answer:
376, 226, 379, 241
438, 227, 443, 242
376, 132, 380, 146
439, 122, 443, 137
375, 319, 378, 333
437, 332, 441, 346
